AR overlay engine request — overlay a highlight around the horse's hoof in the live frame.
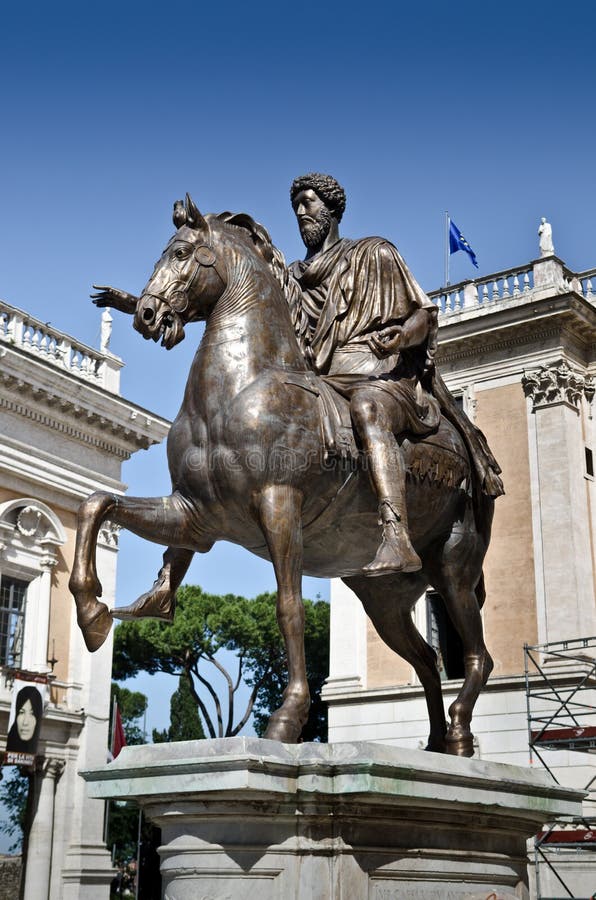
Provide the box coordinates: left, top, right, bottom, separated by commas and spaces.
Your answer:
264, 714, 303, 744
112, 589, 176, 622
445, 730, 475, 757
80, 603, 113, 652
424, 740, 446, 754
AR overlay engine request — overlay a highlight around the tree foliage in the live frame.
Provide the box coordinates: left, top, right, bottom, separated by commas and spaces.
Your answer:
113, 586, 330, 741
0, 766, 30, 852
153, 673, 206, 743
252, 593, 330, 742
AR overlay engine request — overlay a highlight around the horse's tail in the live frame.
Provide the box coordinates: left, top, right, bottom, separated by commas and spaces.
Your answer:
472, 479, 494, 611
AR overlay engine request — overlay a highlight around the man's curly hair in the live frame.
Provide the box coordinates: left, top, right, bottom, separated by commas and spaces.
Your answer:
290, 173, 346, 222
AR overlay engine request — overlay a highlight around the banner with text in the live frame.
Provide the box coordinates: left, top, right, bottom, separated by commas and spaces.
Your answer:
4, 675, 48, 766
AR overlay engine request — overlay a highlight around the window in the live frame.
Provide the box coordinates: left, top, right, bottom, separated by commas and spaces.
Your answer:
586, 447, 594, 478
0, 576, 28, 667
0, 499, 65, 672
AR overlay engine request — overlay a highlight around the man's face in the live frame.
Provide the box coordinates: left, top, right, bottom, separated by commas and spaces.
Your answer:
292, 188, 333, 249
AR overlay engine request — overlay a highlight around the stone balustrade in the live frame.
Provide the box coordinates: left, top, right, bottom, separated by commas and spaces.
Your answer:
428, 256, 596, 320
429, 264, 535, 317
0, 299, 122, 393
576, 267, 596, 300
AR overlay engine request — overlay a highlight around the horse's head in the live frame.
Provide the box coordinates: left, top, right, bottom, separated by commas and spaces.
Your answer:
134, 194, 226, 349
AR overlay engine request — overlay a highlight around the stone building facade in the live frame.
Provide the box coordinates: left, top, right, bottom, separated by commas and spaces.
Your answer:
323, 232, 596, 895
0, 302, 168, 899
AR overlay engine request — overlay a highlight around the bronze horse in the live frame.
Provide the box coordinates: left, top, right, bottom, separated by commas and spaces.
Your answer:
69, 195, 494, 756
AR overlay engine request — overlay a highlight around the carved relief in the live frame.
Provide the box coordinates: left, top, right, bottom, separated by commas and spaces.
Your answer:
16, 506, 44, 538
522, 359, 589, 410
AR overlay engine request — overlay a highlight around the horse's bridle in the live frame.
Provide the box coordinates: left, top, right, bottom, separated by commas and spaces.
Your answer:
147, 238, 226, 316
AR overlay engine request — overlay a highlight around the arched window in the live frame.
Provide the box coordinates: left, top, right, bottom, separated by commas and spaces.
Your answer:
0, 499, 65, 672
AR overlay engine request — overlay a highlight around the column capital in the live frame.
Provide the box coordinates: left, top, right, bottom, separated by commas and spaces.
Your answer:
522, 358, 587, 412
39, 757, 65, 780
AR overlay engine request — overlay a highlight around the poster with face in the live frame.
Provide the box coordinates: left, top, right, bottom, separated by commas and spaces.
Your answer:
4, 678, 47, 766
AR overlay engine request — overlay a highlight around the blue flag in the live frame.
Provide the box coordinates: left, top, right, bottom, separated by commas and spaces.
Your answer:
449, 219, 478, 268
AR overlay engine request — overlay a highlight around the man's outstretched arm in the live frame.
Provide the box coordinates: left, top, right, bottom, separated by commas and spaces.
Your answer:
91, 285, 138, 316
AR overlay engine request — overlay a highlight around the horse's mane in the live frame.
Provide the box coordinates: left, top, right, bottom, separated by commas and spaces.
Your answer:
212, 211, 312, 363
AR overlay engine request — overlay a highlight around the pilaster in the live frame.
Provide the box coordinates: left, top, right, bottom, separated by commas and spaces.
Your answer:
522, 359, 596, 642
23, 758, 64, 900
323, 580, 368, 697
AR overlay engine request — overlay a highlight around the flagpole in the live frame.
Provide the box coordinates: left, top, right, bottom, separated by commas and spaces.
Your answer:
445, 211, 450, 288
135, 808, 142, 900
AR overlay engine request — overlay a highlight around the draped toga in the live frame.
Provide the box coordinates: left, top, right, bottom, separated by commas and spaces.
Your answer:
287, 236, 504, 498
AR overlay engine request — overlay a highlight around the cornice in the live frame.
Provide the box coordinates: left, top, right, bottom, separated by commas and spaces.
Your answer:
438, 310, 596, 369
0, 434, 126, 503
437, 324, 563, 366
1, 345, 170, 456
0, 393, 135, 458
438, 291, 596, 350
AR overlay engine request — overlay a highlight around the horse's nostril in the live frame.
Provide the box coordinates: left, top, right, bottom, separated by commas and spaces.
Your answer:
143, 308, 154, 322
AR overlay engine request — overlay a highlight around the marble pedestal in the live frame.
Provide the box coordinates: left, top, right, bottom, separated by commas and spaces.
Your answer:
83, 738, 582, 900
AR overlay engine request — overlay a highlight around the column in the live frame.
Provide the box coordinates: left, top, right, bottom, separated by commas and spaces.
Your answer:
23, 758, 64, 900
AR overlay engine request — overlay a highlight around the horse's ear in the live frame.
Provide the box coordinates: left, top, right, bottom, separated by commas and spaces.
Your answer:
173, 200, 186, 228
185, 193, 208, 231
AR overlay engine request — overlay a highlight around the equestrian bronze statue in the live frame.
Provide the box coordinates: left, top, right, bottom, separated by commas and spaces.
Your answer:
69, 177, 503, 757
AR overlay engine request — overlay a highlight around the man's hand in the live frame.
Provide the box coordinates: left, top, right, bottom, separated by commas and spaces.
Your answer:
90, 285, 138, 316
368, 325, 402, 358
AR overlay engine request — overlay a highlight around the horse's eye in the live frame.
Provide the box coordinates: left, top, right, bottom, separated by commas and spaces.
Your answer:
174, 248, 187, 260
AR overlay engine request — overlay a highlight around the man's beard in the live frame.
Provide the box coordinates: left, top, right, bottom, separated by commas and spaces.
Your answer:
299, 208, 332, 249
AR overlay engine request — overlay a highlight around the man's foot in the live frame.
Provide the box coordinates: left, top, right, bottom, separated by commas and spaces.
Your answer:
112, 580, 176, 621
363, 523, 422, 577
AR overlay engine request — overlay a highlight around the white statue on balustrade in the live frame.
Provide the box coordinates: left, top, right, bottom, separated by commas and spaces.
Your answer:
538, 217, 554, 257
100, 307, 113, 353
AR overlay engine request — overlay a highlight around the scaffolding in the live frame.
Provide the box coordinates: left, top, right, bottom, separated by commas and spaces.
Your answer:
524, 636, 596, 900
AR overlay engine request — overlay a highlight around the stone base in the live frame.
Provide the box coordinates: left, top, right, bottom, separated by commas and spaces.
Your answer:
83, 738, 582, 900
60, 843, 116, 899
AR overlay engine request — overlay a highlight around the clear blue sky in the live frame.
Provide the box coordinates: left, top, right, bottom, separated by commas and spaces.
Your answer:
1, 0, 595, 739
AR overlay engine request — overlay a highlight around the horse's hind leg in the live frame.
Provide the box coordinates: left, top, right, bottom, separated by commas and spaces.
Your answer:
426, 532, 493, 758
345, 573, 448, 753
69, 491, 201, 652
257, 484, 309, 744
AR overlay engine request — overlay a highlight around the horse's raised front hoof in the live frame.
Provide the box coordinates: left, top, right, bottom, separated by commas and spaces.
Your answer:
112, 586, 176, 622
263, 712, 303, 744
79, 603, 113, 653
445, 726, 475, 757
